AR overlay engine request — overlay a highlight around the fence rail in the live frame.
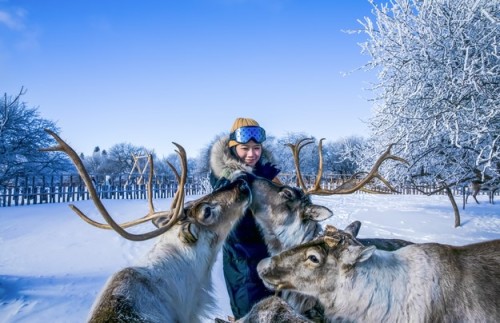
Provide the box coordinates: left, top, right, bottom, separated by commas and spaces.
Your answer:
0, 174, 211, 207
0, 174, 496, 208
0, 183, 211, 207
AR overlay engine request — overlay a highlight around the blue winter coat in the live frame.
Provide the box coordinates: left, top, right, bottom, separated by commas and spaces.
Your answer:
208, 137, 280, 319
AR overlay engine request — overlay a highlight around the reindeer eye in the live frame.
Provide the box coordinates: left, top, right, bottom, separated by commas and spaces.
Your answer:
307, 254, 319, 263
305, 249, 323, 266
281, 189, 293, 200
203, 206, 212, 219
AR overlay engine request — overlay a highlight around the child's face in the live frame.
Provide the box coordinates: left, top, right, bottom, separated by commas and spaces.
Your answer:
235, 140, 262, 167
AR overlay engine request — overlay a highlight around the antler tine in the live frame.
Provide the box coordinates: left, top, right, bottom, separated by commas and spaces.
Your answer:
312, 138, 326, 191
336, 144, 407, 194
358, 172, 399, 194
285, 137, 408, 196
170, 142, 187, 218
146, 154, 155, 215
286, 137, 315, 191
68, 206, 171, 229
310, 143, 408, 195
166, 160, 181, 211
43, 136, 164, 230
85, 149, 189, 231
79, 151, 186, 230
42, 129, 184, 241
70, 153, 167, 230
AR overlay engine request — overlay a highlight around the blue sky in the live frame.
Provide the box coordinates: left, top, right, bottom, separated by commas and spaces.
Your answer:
1, 0, 377, 158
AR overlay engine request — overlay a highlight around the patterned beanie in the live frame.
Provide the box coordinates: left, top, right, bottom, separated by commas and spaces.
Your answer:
228, 117, 260, 148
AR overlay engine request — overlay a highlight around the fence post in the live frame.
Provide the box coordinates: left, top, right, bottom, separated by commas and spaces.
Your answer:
14, 176, 20, 206
8, 187, 13, 206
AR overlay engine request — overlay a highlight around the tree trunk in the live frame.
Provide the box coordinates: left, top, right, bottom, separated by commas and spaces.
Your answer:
444, 185, 461, 227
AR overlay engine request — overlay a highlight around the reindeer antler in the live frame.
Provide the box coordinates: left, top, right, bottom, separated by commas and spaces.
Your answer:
41, 129, 186, 241
288, 138, 408, 195
286, 137, 315, 190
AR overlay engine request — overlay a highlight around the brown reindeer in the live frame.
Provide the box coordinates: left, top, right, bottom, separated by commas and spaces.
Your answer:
42, 130, 253, 323
257, 223, 500, 322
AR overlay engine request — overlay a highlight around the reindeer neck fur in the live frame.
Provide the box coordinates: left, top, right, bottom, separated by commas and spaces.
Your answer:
89, 225, 222, 323
324, 241, 500, 322
143, 224, 220, 277
324, 246, 434, 322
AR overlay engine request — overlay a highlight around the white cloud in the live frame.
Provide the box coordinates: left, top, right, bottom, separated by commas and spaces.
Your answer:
0, 7, 39, 52
0, 9, 25, 31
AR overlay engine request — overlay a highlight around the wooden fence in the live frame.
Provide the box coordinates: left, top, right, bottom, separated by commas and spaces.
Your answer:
0, 174, 211, 207
0, 174, 493, 208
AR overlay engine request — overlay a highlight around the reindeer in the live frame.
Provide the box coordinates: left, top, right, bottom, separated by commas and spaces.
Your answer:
42, 130, 253, 323
234, 139, 412, 321
464, 169, 499, 208
467, 179, 499, 205
291, 138, 412, 248
257, 223, 500, 322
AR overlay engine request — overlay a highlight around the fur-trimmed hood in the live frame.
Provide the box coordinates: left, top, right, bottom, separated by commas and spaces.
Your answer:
209, 136, 277, 180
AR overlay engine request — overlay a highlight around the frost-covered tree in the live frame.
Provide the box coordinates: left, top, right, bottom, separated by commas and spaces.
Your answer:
161, 152, 197, 182
82, 146, 105, 175
79, 143, 160, 187
359, 0, 499, 193
331, 136, 369, 178
0, 88, 72, 184
105, 143, 150, 175
267, 134, 297, 176
278, 133, 319, 174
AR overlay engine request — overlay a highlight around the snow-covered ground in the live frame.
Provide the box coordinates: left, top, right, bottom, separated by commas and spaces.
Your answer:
1, 193, 499, 322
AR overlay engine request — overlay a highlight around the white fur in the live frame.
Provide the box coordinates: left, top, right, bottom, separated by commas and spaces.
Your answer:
260, 240, 500, 322
88, 226, 221, 322
87, 180, 250, 322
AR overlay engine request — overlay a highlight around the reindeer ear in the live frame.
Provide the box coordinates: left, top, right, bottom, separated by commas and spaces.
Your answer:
358, 246, 376, 262
305, 205, 333, 222
152, 217, 163, 228
152, 212, 175, 228
324, 236, 340, 248
344, 221, 361, 237
179, 222, 199, 244
344, 245, 375, 266
153, 206, 187, 228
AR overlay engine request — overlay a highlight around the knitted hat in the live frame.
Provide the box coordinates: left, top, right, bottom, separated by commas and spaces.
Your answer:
228, 117, 260, 148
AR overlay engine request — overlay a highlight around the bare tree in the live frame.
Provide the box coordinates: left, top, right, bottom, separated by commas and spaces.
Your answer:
0, 88, 72, 184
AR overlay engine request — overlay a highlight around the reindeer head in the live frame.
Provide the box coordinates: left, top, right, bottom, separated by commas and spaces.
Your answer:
42, 129, 252, 245
243, 137, 406, 256
256, 222, 376, 297
155, 178, 252, 246
238, 172, 333, 255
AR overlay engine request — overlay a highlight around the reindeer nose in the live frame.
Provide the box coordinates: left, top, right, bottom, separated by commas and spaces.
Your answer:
257, 257, 271, 275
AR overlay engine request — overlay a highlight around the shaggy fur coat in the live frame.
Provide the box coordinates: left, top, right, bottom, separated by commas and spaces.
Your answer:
209, 136, 280, 319
209, 136, 278, 182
